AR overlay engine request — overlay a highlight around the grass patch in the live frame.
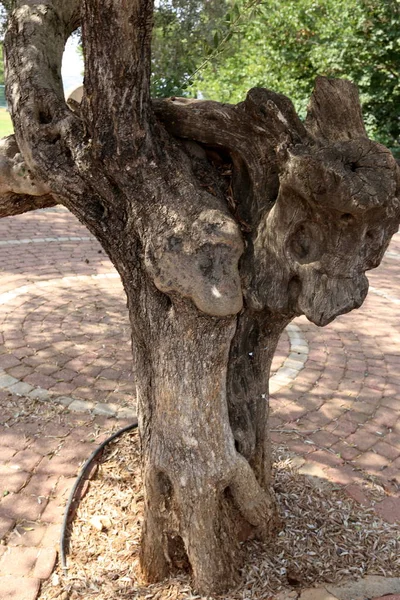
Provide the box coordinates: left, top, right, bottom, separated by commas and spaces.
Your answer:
0, 108, 13, 136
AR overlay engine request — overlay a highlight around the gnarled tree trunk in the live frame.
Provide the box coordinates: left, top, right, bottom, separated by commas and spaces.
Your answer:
1, 0, 399, 595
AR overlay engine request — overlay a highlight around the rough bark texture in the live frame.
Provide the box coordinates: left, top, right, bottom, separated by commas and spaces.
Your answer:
0, 135, 56, 217
1, 0, 400, 595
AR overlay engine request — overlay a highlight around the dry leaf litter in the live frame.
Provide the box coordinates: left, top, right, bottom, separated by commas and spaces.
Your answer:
39, 429, 399, 600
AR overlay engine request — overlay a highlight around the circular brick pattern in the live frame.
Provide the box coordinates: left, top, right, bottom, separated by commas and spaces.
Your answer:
0, 273, 135, 419
0, 269, 309, 418
0, 209, 399, 493
270, 323, 309, 394
0, 208, 400, 600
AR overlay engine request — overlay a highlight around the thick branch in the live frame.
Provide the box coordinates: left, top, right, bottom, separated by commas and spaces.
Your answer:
4, 0, 84, 194
305, 76, 367, 141
0, 136, 50, 196
5, 0, 80, 130
248, 79, 400, 325
81, 0, 154, 153
154, 90, 308, 226
152, 80, 400, 326
2, 0, 129, 248
0, 135, 56, 218
0, 192, 56, 218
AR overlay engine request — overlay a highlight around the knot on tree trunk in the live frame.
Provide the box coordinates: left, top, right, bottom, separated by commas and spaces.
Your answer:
145, 208, 244, 317
248, 78, 400, 325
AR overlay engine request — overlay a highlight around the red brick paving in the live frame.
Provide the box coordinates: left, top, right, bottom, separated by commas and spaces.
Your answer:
32, 548, 57, 580
374, 496, 400, 524
0, 576, 41, 600
0, 207, 399, 598
0, 547, 39, 576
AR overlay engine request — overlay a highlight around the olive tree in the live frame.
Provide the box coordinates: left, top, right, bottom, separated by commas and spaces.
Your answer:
0, 0, 399, 595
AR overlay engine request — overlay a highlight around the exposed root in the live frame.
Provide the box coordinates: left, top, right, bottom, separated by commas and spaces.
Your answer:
230, 454, 279, 536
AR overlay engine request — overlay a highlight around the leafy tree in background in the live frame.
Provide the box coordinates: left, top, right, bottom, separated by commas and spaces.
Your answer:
151, 0, 228, 97
3, 0, 397, 153
192, 0, 400, 156
0, 1, 14, 34
76, 0, 230, 98
0, 1, 16, 85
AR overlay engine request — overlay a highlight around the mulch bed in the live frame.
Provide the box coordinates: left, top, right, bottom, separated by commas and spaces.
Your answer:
39, 430, 399, 600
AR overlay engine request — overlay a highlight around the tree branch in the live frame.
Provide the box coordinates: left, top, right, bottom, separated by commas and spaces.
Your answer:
305, 76, 367, 141
153, 80, 399, 326
5, 0, 80, 127
0, 135, 56, 218
153, 89, 308, 227
0, 191, 56, 218
81, 0, 154, 154
3, 0, 122, 241
4, 0, 83, 193
248, 79, 400, 325
0, 136, 50, 196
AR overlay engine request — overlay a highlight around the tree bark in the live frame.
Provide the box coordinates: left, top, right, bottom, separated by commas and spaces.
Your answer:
128, 284, 278, 592
1, 0, 400, 595
0, 135, 56, 217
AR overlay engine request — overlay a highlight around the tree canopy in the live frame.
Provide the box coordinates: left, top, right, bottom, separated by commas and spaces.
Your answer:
151, 0, 228, 97
0, 1, 14, 36
0, 44, 4, 85
190, 0, 400, 156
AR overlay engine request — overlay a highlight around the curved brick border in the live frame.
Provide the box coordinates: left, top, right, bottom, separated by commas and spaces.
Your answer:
1, 219, 399, 600
0, 273, 137, 420
0, 271, 119, 306
370, 286, 400, 306
269, 323, 309, 395
1, 236, 399, 419
0, 236, 92, 247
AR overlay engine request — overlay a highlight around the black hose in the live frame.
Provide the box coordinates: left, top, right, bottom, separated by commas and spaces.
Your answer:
60, 419, 138, 573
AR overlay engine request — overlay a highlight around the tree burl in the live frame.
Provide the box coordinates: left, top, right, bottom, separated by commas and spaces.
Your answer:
0, 0, 399, 595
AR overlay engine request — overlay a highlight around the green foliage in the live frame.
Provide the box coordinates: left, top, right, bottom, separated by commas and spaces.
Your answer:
1, 0, 398, 154
0, 1, 16, 85
0, 1, 15, 36
0, 107, 13, 135
150, 1, 264, 97
151, 1, 229, 97
188, 1, 263, 84
191, 0, 400, 156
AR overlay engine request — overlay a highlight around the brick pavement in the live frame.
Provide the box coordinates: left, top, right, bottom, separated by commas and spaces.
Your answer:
0, 206, 399, 599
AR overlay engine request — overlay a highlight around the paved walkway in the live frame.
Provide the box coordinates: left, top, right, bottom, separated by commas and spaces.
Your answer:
0, 207, 399, 599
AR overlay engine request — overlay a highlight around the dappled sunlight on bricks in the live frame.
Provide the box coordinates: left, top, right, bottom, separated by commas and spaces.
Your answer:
22, 475, 59, 498
354, 451, 390, 473
0, 494, 47, 521
9, 449, 43, 472
0, 516, 15, 539
33, 547, 57, 580
0, 209, 399, 599
0, 465, 31, 492
7, 522, 47, 547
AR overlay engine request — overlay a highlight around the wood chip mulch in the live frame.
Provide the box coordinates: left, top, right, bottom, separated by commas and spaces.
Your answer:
39, 430, 400, 600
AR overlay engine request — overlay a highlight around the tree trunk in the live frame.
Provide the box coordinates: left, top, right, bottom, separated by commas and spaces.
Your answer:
227, 311, 289, 487
1, 0, 400, 595
124, 276, 281, 592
